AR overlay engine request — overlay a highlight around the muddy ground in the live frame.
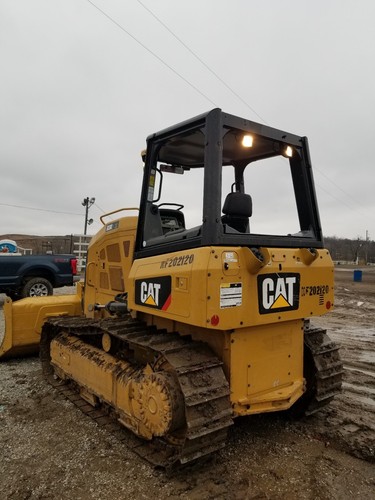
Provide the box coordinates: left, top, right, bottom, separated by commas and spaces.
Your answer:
0, 268, 374, 499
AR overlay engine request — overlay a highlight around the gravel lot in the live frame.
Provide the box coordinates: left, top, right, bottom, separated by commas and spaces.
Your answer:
0, 272, 374, 499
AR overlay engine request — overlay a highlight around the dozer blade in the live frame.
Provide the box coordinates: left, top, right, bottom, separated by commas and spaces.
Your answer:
0, 294, 82, 359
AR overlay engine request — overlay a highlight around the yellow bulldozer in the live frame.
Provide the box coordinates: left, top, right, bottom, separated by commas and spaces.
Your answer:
0, 109, 343, 466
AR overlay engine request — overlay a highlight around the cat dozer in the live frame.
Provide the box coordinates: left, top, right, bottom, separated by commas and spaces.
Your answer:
1, 109, 343, 467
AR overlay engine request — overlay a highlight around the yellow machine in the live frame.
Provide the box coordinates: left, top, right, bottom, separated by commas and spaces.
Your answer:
1, 109, 342, 466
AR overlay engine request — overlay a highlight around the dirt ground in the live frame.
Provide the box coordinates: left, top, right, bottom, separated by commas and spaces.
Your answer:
0, 269, 374, 500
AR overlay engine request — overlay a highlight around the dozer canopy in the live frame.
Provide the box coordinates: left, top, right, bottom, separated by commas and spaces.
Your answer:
136, 108, 323, 259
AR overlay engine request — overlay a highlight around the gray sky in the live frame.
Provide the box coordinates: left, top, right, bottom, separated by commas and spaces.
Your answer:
1, 0, 374, 240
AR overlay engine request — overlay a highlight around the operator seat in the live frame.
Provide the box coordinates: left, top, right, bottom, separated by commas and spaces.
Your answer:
222, 192, 252, 233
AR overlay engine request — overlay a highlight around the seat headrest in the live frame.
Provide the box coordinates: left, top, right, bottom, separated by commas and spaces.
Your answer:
222, 192, 252, 217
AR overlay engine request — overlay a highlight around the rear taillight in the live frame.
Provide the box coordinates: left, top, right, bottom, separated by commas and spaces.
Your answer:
71, 258, 77, 275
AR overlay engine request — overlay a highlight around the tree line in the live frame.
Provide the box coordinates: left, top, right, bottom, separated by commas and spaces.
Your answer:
325, 236, 375, 264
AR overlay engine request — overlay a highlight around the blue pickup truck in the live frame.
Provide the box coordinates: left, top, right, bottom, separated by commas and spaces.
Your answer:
0, 253, 78, 299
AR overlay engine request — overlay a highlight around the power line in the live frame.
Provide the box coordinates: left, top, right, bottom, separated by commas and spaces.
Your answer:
135, 2, 374, 216
314, 167, 370, 212
315, 184, 360, 212
85, 1, 370, 219
84, 0, 217, 106
0, 202, 82, 216
315, 182, 374, 221
136, 0, 268, 124
92, 202, 107, 214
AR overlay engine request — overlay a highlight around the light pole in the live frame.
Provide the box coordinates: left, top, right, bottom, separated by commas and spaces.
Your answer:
82, 197, 95, 235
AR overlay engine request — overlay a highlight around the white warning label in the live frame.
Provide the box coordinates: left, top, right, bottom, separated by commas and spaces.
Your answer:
220, 283, 242, 308
224, 251, 238, 263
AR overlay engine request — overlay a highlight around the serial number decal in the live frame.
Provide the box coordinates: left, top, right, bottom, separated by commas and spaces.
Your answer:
301, 285, 330, 297
160, 254, 194, 269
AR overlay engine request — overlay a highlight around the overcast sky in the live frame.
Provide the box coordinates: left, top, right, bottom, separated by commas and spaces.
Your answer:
1, 0, 374, 241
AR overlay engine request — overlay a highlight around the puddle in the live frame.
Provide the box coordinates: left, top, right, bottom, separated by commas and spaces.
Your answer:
343, 382, 375, 396
358, 352, 375, 364
341, 423, 360, 433
345, 365, 375, 378
348, 393, 375, 408
332, 325, 375, 336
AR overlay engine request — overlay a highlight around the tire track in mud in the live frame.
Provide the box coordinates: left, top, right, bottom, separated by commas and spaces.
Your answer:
311, 277, 375, 462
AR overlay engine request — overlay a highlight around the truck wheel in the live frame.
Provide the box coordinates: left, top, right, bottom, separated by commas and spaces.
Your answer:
21, 278, 53, 298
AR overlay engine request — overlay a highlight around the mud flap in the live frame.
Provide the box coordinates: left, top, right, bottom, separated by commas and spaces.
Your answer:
0, 294, 82, 359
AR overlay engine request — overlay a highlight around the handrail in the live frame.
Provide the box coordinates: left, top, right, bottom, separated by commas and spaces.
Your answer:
100, 207, 139, 225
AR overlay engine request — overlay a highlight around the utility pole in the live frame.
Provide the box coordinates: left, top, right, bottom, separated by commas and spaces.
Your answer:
365, 229, 369, 265
82, 197, 95, 235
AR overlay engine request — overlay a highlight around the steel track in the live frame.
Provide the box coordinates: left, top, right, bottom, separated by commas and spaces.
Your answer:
39, 317, 342, 466
40, 315, 233, 468
303, 325, 344, 415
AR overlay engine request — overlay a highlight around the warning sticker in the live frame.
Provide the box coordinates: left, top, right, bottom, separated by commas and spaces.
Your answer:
220, 283, 242, 308
224, 252, 238, 263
